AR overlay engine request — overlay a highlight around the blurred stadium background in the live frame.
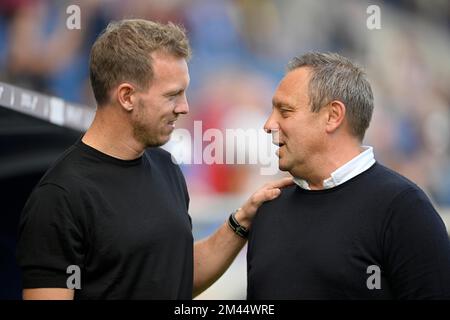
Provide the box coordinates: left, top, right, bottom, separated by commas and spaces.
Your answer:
0, 0, 449, 299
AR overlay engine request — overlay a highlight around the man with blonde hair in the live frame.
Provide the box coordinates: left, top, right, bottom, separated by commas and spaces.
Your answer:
16, 19, 292, 300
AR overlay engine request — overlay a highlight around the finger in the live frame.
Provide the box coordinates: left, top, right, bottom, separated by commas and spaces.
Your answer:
269, 188, 281, 199
266, 177, 294, 189
253, 188, 281, 205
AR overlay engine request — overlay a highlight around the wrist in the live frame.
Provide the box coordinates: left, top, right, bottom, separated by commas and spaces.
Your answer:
234, 207, 252, 229
227, 209, 250, 239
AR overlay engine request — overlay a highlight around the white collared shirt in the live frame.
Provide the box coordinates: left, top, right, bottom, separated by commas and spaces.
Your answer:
294, 146, 376, 190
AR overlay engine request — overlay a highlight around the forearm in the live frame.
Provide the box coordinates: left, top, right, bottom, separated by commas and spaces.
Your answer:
193, 211, 250, 297
192, 177, 293, 297
23, 288, 74, 300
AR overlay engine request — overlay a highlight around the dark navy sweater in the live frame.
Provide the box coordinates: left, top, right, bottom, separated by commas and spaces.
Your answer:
247, 163, 450, 299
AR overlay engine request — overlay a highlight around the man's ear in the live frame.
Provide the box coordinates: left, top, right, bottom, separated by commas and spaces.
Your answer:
116, 83, 136, 112
325, 100, 346, 134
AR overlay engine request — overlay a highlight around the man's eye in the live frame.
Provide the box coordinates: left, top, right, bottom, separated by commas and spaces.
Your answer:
168, 91, 183, 99
280, 109, 290, 117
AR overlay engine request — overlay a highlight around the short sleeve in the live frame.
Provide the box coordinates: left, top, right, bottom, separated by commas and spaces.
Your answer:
383, 187, 450, 299
16, 183, 84, 288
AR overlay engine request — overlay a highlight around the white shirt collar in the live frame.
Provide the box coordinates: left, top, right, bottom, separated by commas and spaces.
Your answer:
293, 146, 375, 190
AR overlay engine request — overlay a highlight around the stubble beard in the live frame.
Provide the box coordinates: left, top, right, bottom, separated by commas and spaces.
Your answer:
132, 100, 167, 148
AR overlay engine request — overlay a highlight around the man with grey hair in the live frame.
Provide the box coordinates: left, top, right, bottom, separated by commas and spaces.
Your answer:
16, 19, 293, 300
247, 52, 450, 299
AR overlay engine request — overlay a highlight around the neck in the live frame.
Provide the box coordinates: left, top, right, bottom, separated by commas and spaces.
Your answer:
82, 108, 145, 160
294, 138, 363, 190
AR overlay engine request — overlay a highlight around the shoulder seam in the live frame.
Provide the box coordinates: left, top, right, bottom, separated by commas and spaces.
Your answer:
38, 181, 70, 193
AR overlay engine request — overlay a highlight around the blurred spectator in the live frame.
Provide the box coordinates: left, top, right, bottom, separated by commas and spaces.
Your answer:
1, 0, 449, 204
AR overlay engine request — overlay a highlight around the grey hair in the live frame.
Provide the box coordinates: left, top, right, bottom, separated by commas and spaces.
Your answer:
287, 52, 374, 141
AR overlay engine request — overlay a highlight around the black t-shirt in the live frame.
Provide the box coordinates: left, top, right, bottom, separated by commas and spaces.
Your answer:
16, 138, 193, 299
247, 163, 450, 299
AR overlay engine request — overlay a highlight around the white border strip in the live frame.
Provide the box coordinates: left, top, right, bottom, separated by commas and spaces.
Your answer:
0, 81, 94, 131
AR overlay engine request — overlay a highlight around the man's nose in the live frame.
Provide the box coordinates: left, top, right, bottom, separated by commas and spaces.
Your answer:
264, 113, 279, 134
175, 97, 189, 115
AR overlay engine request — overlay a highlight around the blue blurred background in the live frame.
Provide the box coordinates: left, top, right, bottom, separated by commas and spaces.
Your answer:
0, 0, 449, 299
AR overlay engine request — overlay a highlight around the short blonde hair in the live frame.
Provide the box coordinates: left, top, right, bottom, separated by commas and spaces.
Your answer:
89, 19, 191, 106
